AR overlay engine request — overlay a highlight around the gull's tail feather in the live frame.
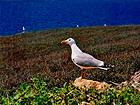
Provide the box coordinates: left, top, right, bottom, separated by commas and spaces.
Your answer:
98, 63, 114, 70
97, 67, 110, 70
103, 63, 114, 68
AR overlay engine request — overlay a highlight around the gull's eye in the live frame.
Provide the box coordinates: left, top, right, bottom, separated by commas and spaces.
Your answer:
69, 39, 71, 41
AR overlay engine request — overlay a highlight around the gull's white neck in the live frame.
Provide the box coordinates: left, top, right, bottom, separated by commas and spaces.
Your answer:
70, 43, 82, 56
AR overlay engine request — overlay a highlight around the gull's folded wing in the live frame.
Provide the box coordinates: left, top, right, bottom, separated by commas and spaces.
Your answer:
73, 53, 104, 67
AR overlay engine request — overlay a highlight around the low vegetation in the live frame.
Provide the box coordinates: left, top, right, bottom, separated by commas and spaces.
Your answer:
0, 26, 140, 104
0, 76, 140, 105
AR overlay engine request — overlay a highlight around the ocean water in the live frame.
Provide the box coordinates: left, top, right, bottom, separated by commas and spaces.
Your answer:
0, 0, 140, 35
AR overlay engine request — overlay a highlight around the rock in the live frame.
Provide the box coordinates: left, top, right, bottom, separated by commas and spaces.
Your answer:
73, 77, 110, 91
131, 70, 140, 83
130, 70, 140, 92
80, 101, 92, 105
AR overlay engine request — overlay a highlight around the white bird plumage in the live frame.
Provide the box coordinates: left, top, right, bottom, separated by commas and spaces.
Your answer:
61, 38, 113, 77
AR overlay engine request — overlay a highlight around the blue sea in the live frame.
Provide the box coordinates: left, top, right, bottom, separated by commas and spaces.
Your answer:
0, 0, 140, 36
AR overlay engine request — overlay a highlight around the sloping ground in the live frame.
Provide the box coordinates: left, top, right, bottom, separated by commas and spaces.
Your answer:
0, 26, 140, 88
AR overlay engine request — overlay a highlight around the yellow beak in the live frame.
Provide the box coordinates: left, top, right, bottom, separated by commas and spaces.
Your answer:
61, 40, 68, 44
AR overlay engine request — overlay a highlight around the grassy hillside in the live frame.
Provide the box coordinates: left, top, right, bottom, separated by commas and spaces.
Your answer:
0, 26, 140, 88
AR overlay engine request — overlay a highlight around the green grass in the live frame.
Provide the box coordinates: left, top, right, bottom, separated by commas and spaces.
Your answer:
0, 25, 140, 89
0, 76, 140, 105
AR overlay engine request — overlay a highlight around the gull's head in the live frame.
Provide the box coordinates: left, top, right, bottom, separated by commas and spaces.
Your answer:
61, 38, 76, 46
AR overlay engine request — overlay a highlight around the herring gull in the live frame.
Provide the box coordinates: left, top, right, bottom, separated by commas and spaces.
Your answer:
61, 38, 114, 77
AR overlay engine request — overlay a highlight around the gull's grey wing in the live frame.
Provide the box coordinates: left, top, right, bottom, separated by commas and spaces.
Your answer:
73, 53, 104, 67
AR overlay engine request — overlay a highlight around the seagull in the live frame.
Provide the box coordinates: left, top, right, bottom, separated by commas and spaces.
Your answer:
61, 38, 114, 78
22, 26, 25, 33
104, 24, 107, 27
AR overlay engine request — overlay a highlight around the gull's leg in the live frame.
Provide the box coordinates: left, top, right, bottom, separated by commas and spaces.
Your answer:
80, 70, 83, 78
80, 66, 97, 78
80, 67, 84, 78
79, 66, 98, 78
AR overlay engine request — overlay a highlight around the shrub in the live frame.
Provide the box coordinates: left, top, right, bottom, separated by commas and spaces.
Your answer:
0, 76, 140, 105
